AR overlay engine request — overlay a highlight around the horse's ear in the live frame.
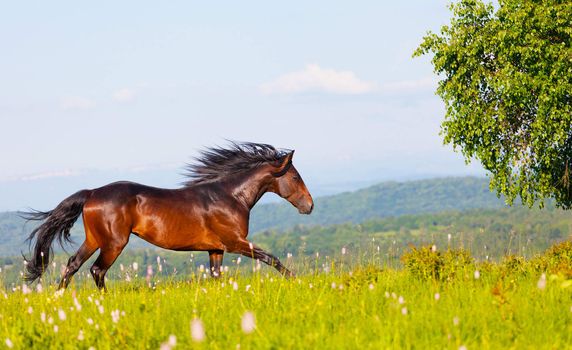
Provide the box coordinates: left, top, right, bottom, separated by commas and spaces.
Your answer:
272, 150, 294, 177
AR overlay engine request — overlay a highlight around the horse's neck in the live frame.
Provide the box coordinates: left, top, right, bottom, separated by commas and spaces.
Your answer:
227, 171, 271, 210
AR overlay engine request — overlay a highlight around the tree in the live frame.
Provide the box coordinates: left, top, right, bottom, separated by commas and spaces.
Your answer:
415, 0, 572, 208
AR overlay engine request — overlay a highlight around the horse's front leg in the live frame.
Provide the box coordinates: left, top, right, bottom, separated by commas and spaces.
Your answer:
208, 250, 224, 278
229, 240, 294, 278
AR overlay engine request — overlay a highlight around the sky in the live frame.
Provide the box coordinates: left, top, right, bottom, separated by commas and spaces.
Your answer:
0, 1, 486, 211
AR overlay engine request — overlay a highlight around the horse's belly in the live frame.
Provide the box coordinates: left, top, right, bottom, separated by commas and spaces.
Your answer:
132, 229, 223, 252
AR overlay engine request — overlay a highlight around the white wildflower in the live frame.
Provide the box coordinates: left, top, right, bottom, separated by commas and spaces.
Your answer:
190, 318, 205, 342
241, 311, 256, 334
58, 309, 66, 321
474, 270, 480, 279
78, 330, 84, 341
111, 309, 120, 323
5, 338, 13, 348
537, 273, 547, 290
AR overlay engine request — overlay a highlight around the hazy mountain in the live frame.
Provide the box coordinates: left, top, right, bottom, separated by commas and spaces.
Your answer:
0, 177, 504, 257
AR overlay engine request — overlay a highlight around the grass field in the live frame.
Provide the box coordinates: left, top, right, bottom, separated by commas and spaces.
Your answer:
1, 245, 572, 349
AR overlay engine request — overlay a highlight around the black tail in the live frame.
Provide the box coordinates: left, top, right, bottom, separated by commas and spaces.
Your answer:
21, 190, 91, 282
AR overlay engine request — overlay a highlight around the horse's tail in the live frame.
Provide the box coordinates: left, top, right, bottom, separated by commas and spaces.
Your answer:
21, 190, 91, 282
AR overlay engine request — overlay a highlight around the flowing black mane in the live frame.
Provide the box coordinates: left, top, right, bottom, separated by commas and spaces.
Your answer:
183, 142, 289, 186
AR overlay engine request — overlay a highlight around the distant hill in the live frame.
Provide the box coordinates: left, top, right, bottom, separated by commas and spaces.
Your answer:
0, 177, 505, 257
249, 176, 506, 232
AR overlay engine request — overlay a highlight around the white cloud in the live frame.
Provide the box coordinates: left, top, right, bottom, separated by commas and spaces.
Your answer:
260, 64, 375, 95
60, 96, 96, 111
113, 88, 137, 102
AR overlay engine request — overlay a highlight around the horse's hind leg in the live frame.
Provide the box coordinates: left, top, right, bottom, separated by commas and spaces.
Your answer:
58, 241, 98, 290
90, 243, 127, 291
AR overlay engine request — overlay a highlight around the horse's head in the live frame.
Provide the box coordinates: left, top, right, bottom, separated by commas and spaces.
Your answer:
269, 150, 314, 214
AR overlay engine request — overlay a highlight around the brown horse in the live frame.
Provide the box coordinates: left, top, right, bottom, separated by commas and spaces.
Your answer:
23, 142, 313, 290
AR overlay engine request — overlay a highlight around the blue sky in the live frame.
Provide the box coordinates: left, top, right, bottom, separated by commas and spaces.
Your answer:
0, 1, 485, 210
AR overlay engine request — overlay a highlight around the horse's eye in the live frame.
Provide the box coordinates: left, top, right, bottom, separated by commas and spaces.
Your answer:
292, 175, 299, 180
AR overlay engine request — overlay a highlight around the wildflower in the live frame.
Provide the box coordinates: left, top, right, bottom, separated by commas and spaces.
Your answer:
120, 264, 124, 272
398, 296, 405, 304
132, 262, 139, 271
78, 330, 84, 341
36, 284, 43, 293
41, 312, 46, 323
224, 266, 229, 272
199, 265, 205, 273
98, 305, 104, 314
459, 346, 468, 350
22, 284, 31, 295
434, 293, 440, 301
245, 285, 251, 292
453, 316, 460, 326
48, 316, 54, 324
237, 257, 241, 265
58, 309, 66, 321
309, 283, 313, 289
168, 335, 176, 347
111, 309, 120, 323
28, 306, 33, 314
190, 318, 205, 342
5, 338, 13, 348
537, 273, 547, 290
384, 291, 390, 298
287, 253, 293, 259
53, 325, 59, 333
369, 284, 375, 290
241, 311, 256, 334
474, 270, 480, 279
341, 247, 347, 255
331, 282, 337, 289
74, 298, 82, 311
401, 307, 408, 315
87, 318, 94, 325
431, 245, 437, 252
447, 233, 452, 242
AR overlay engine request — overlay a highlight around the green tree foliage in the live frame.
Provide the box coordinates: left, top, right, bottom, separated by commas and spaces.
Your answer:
415, 0, 572, 208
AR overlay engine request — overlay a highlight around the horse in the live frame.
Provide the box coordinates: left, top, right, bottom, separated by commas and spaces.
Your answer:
23, 142, 314, 290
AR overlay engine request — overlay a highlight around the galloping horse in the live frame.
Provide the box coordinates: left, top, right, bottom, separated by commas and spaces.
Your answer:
23, 142, 314, 290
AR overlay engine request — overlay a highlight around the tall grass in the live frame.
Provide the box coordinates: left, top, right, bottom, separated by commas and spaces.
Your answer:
1, 243, 572, 349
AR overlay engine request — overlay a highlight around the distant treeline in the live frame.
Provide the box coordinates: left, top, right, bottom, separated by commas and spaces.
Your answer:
0, 177, 505, 257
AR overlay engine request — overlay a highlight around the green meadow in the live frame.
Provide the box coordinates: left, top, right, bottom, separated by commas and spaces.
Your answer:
1, 243, 572, 349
